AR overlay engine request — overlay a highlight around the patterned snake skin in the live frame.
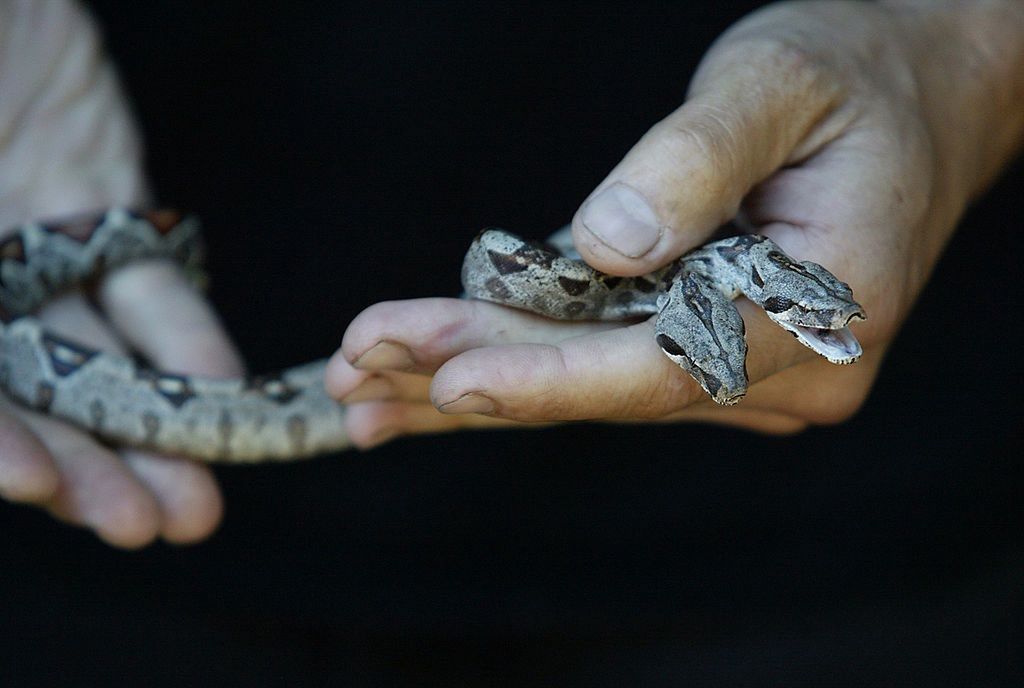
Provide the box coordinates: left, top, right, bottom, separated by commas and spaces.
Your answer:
0, 210, 346, 462
0, 210, 864, 462
461, 228, 865, 404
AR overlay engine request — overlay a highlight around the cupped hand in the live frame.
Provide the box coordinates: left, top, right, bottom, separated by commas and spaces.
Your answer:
0, 1, 243, 547
327, 0, 1024, 447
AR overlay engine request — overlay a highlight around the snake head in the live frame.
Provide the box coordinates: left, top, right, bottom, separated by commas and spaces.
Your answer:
655, 275, 748, 405
760, 259, 866, 364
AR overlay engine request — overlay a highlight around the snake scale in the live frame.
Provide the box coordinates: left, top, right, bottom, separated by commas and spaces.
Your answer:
0, 209, 864, 462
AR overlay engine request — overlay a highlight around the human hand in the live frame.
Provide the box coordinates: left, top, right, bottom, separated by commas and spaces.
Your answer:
327, 0, 1024, 447
0, 1, 244, 547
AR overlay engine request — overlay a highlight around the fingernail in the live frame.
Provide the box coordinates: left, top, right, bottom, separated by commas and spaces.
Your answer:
437, 393, 495, 415
340, 376, 395, 403
352, 340, 414, 370
579, 182, 663, 258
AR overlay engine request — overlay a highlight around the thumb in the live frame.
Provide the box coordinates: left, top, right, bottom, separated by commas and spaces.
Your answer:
571, 39, 843, 275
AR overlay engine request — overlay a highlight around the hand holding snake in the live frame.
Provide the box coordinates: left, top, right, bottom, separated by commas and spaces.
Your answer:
3, 0, 1022, 547
0, 1, 242, 547
329, 1, 1023, 446
0, 209, 864, 461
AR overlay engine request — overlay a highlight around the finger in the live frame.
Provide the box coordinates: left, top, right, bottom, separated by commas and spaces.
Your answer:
429, 322, 698, 421
344, 400, 528, 449
121, 451, 223, 544
429, 298, 815, 422
328, 297, 613, 388
98, 260, 245, 378
571, 37, 844, 275
334, 292, 822, 422
13, 406, 161, 548
0, 408, 60, 502
98, 260, 245, 542
29, 293, 162, 546
40, 290, 125, 352
327, 338, 433, 404
43, 286, 228, 543
337, 370, 433, 405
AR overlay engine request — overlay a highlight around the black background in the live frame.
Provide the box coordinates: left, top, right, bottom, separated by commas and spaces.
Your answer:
3, 2, 1022, 685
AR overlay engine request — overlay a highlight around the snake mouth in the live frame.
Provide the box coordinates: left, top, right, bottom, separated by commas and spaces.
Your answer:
778, 322, 863, 364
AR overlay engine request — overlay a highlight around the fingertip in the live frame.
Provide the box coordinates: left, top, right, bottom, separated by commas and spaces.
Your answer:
349, 340, 416, 372
0, 459, 60, 503
0, 415, 60, 502
122, 452, 224, 545
161, 491, 223, 545
345, 400, 511, 448
42, 447, 163, 549
575, 182, 665, 259
341, 298, 471, 370
87, 489, 162, 550
99, 261, 246, 378
570, 186, 709, 276
339, 300, 420, 365
325, 346, 370, 399
343, 401, 404, 450
428, 343, 561, 420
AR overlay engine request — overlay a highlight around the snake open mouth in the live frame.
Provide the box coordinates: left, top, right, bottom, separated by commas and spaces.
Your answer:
781, 323, 863, 364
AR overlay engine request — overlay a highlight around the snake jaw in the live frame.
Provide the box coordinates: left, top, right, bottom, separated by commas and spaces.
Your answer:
770, 317, 863, 364
762, 295, 866, 364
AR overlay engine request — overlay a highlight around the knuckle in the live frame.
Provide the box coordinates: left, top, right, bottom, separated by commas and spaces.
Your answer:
712, 32, 837, 95
650, 110, 735, 199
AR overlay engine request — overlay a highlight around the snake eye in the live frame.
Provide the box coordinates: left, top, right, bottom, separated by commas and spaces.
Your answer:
763, 296, 795, 313
656, 333, 687, 357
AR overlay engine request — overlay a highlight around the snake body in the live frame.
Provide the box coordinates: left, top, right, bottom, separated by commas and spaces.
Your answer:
0, 210, 347, 461
462, 228, 865, 405
0, 209, 864, 462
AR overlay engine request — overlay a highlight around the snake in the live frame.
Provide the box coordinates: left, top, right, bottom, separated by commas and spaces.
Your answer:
0, 209, 864, 462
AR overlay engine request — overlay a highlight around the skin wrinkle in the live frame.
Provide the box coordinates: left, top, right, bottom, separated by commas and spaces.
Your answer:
698, 103, 745, 167
672, 105, 742, 204
783, 98, 854, 166
508, 346, 573, 417
679, 42, 845, 213
567, 335, 637, 416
